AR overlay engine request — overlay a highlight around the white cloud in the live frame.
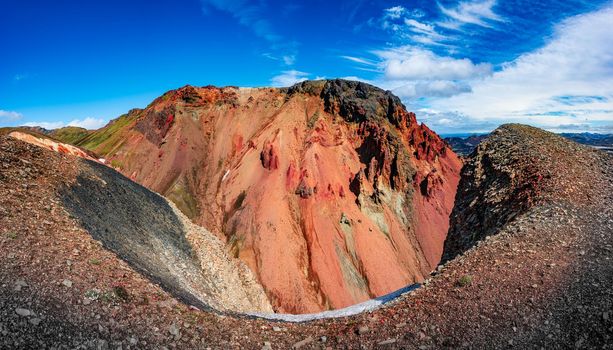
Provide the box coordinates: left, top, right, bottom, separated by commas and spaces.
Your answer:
22, 117, 107, 130
67, 117, 106, 129
0, 110, 23, 121
416, 80, 472, 97
374, 47, 492, 80
383, 6, 406, 20
22, 121, 65, 129
414, 108, 498, 134
387, 80, 472, 99
270, 70, 310, 87
438, 0, 505, 30
431, 4, 613, 131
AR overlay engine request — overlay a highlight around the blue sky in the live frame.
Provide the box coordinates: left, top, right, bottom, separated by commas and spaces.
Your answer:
1, 0, 612, 134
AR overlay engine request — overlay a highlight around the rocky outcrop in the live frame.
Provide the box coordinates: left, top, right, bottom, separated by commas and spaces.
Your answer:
8, 131, 99, 162
442, 124, 598, 261
72, 80, 462, 313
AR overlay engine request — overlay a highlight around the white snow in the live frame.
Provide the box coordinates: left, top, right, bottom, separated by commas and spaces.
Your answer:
221, 170, 230, 182
248, 283, 420, 322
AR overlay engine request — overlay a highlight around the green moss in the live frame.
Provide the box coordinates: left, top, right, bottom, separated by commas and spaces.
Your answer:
50, 126, 90, 144
112, 285, 130, 301
457, 274, 473, 287
227, 230, 245, 259
109, 159, 123, 169
166, 178, 199, 219
76, 112, 138, 156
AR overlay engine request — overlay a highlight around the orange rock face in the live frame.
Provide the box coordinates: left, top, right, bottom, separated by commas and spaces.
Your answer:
86, 80, 462, 313
8, 131, 101, 163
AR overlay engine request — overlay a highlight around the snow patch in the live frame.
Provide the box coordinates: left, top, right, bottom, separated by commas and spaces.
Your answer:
248, 283, 420, 322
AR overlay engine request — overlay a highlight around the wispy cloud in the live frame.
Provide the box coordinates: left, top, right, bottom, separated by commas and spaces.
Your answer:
404, 19, 440, 37
200, 0, 281, 42
437, 0, 505, 30
379, 5, 429, 32
0, 110, 23, 121
340, 55, 378, 66
282, 55, 296, 65
262, 52, 297, 66
13, 74, 29, 82
270, 70, 309, 87
200, 0, 297, 66
373, 5, 452, 48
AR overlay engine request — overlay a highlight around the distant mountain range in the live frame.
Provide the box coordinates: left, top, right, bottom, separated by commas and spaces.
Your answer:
445, 132, 613, 155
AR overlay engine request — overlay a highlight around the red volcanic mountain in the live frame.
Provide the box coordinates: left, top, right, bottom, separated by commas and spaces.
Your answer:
73, 79, 462, 313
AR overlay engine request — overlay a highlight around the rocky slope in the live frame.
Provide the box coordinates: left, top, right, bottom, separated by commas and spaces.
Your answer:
0, 136, 272, 314
444, 124, 604, 260
2, 123, 611, 349
72, 79, 462, 313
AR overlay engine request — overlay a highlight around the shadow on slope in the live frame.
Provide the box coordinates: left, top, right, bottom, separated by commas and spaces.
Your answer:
59, 160, 212, 311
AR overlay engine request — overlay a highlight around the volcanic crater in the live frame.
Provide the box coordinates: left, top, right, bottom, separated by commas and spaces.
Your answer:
2, 81, 613, 348
13, 80, 463, 315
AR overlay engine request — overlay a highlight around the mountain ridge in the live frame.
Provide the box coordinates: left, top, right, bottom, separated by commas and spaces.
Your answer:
17, 79, 463, 313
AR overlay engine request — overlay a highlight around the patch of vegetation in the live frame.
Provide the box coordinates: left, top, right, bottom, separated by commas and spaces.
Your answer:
228, 234, 243, 259
457, 274, 473, 287
50, 126, 90, 144
6, 231, 17, 239
84, 289, 101, 300
166, 178, 199, 219
76, 112, 137, 156
89, 258, 101, 265
109, 159, 123, 169
112, 285, 130, 302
